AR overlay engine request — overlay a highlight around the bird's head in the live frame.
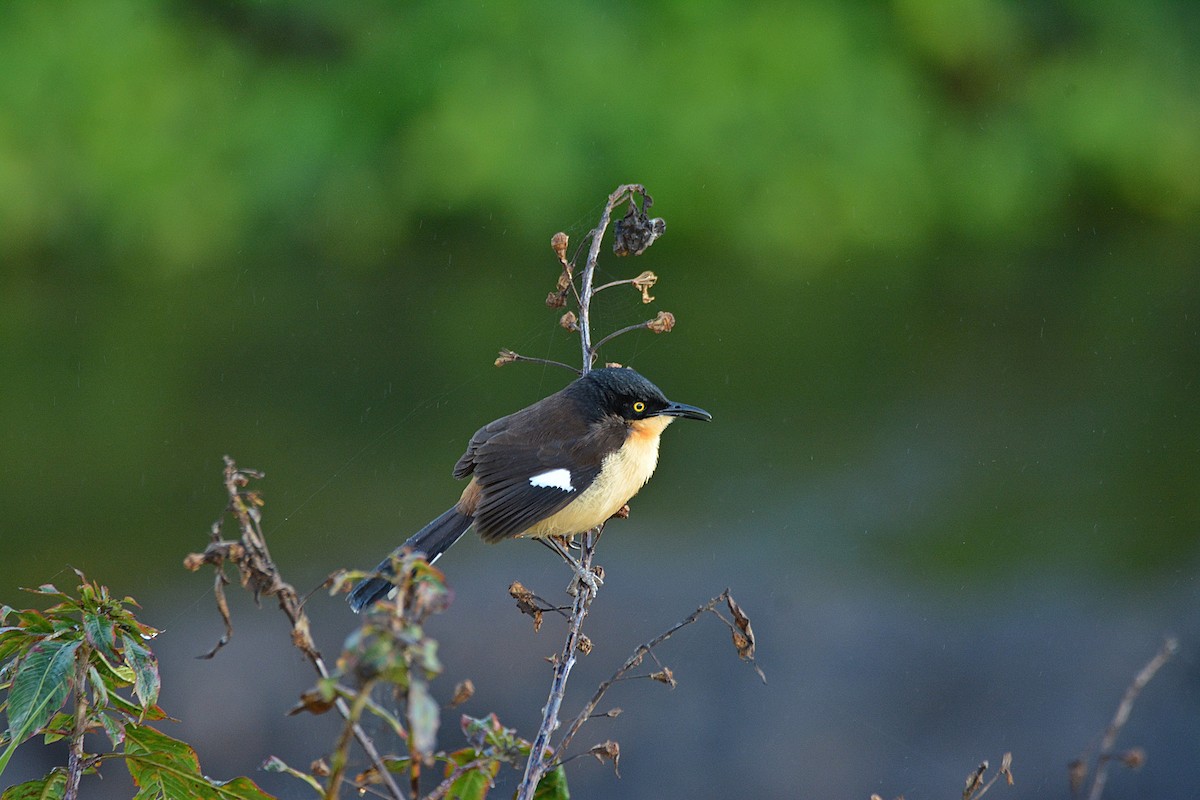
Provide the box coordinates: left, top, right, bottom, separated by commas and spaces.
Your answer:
572, 367, 712, 423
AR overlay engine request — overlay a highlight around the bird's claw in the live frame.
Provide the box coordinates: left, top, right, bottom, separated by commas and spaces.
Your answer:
566, 565, 603, 596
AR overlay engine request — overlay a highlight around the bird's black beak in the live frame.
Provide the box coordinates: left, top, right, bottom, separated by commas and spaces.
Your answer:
657, 401, 713, 421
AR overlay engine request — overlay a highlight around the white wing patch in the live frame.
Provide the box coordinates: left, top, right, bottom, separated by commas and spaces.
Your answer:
529, 468, 574, 492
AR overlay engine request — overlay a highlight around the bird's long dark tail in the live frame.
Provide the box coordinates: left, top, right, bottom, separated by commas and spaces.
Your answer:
348, 506, 473, 612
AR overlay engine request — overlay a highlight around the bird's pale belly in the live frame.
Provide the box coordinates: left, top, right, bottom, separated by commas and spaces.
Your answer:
522, 418, 669, 538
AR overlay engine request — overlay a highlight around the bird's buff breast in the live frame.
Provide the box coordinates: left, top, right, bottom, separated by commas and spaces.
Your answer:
523, 416, 671, 537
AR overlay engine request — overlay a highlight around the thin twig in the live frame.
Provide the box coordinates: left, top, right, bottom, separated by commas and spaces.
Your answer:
590, 320, 652, 356
498, 351, 581, 375
591, 277, 638, 294
515, 355, 580, 374
1085, 636, 1178, 800
554, 590, 734, 759
964, 752, 1014, 800
576, 184, 645, 371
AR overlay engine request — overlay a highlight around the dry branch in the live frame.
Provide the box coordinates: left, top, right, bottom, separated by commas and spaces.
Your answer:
1072, 636, 1178, 800
184, 456, 408, 800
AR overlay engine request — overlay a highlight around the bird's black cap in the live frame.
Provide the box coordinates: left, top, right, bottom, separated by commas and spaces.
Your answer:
568, 367, 712, 421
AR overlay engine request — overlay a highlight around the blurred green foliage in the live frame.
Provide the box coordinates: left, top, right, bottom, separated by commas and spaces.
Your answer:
1, 1, 1197, 589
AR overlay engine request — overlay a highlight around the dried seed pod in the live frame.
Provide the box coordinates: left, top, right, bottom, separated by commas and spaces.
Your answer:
551, 231, 569, 262
646, 310, 675, 334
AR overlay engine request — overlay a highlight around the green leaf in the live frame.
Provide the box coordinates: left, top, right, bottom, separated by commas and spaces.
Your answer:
83, 611, 117, 661
40, 712, 74, 744
120, 634, 160, 710
442, 749, 500, 800
28, 585, 69, 602
0, 769, 67, 800
532, 764, 570, 800
3, 610, 53, 636
123, 724, 276, 800
0, 631, 31, 672
106, 690, 169, 722
415, 638, 442, 677
460, 713, 524, 760
75, 579, 97, 606
90, 648, 135, 688
99, 711, 126, 748
381, 755, 412, 774
87, 665, 110, 709
446, 767, 491, 800
4, 639, 79, 748
406, 680, 439, 761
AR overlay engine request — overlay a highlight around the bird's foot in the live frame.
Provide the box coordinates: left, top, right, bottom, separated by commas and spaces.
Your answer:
566, 562, 604, 597
540, 535, 603, 596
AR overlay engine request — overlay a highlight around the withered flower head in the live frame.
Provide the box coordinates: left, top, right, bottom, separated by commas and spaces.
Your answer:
646, 310, 675, 334
632, 270, 657, 304
613, 202, 666, 257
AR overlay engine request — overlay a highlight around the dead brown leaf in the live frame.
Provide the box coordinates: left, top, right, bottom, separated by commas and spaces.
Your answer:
509, 580, 543, 632
449, 679, 475, 708
287, 688, 336, 717
963, 760, 988, 799
650, 667, 676, 688
726, 594, 756, 661
589, 740, 621, 776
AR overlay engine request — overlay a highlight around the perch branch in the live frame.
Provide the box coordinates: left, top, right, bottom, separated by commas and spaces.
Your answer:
516, 185, 648, 799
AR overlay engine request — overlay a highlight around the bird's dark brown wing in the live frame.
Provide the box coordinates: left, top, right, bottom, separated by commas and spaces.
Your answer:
452, 409, 517, 480
453, 394, 628, 541
471, 442, 604, 541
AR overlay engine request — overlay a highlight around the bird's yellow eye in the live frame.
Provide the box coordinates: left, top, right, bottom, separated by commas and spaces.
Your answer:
632, 401, 646, 413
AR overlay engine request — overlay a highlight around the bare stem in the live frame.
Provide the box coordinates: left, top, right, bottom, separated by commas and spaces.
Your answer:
324, 686, 374, 800
1086, 636, 1177, 800
577, 184, 646, 373
516, 529, 599, 799
63, 648, 90, 800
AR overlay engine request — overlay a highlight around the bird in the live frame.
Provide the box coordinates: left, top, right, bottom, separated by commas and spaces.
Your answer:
348, 366, 712, 611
